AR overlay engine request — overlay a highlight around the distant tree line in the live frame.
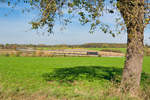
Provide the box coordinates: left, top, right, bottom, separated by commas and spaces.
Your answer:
70, 43, 127, 48
0, 43, 149, 50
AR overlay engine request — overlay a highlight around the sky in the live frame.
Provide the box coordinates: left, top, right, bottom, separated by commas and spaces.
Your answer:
0, 2, 149, 45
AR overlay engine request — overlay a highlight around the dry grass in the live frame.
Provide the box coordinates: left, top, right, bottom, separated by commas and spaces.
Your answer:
0, 79, 150, 100
98, 51, 125, 57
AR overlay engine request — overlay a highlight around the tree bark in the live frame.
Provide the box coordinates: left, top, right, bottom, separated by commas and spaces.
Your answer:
117, 0, 145, 94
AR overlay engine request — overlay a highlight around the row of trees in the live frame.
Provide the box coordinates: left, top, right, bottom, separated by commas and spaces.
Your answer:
1, 43, 150, 49
0, 43, 128, 49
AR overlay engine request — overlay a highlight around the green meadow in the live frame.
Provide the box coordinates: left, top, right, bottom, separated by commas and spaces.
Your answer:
0, 56, 150, 100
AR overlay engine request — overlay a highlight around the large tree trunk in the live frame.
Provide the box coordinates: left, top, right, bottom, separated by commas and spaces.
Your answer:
121, 27, 144, 93
117, 0, 145, 94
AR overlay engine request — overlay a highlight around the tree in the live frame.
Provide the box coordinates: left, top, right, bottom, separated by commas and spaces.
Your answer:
1, 0, 150, 94
117, 0, 147, 94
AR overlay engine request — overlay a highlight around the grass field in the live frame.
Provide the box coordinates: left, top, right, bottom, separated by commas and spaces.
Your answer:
0, 57, 150, 100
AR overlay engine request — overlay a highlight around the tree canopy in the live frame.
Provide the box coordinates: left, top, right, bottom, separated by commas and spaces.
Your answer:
1, 0, 149, 35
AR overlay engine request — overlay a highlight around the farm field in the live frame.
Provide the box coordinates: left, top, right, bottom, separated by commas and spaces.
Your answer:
37, 47, 127, 53
0, 56, 150, 100
34, 47, 150, 56
86, 48, 127, 53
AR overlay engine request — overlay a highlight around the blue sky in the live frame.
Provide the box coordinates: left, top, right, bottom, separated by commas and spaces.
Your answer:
0, 2, 149, 45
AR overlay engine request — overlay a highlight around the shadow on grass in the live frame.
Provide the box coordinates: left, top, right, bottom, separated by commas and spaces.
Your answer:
42, 66, 150, 85
42, 66, 122, 83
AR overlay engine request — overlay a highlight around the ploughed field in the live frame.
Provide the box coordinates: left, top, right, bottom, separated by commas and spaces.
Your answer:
0, 57, 150, 100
